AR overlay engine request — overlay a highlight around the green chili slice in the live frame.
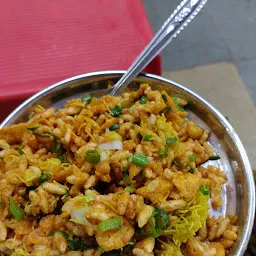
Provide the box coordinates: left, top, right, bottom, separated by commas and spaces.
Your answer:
199, 185, 210, 195
81, 93, 92, 104
144, 134, 152, 141
109, 124, 120, 131
97, 217, 122, 232
166, 137, 177, 144
110, 105, 122, 117
8, 197, 24, 221
139, 96, 149, 104
86, 150, 100, 164
209, 155, 220, 160
129, 154, 149, 167
48, 230, 69, 239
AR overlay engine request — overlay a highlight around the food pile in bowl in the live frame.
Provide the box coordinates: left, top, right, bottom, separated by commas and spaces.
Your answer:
0, 84, 238, 256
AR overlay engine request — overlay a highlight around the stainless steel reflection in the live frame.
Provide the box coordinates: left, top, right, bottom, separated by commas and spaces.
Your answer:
1, 71, 255, 256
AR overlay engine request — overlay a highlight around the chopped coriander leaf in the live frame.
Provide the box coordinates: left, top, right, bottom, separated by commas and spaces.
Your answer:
109, 124, 120, 131
110, 105, 122, 117
158, 148, 168, 158
81, 93, 92, 104
139, 96, 149, 104
27, 124, 40, 131
17, 147, 24, 155
125, 186, 135, 193
121, 100, 134, 108
172, 97, 185, 112
67, 237, 88, 251
166, 137, 177, 144
39, 173, 51, 185
162, 94, 167, 102
199, 184, 210, 195
209, 155, 220, 160
159, 106, 171, 115
86, 150, 100, 164
144, 134, 152, 141
188, 154, 197, 162
8, 197, 24, 221
129, 154, 149, 167
48, 230, 69, 239
189, 167, 196, 174
57, 154, 67, 163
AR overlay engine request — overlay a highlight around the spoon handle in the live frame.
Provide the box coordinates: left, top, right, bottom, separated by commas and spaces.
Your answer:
110, 0, 208, 96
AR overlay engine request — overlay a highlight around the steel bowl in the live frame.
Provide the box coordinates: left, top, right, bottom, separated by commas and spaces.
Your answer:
1, 71, 255, 255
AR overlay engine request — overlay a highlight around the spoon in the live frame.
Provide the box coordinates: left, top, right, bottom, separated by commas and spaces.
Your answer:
109, 0, 208, 96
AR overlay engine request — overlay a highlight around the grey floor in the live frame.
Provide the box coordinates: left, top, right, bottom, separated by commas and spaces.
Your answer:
142, 0, 256, 103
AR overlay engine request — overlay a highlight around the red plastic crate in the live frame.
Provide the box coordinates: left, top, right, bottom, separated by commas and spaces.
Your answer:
0, 0, 161, 122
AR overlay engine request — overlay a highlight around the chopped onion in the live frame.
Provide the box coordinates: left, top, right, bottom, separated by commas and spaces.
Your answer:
100, 151, 109, 161
149, 114, 156, 124
97, 140, 123, 151
147, 156, 154, 161
34, 245, 46, 250
71, 207, 94, 229
105, 128, 110, 133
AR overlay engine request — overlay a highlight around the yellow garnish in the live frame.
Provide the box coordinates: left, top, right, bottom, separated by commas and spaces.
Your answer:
104, 131, 122, 142
84, 117, 101, 130
38, 158, 61, 170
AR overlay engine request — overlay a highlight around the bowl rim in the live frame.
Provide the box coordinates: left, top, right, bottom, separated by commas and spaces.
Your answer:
1, 70, 255, 255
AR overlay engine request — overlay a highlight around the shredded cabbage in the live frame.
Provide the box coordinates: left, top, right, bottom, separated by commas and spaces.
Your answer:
163, 192, 209, 246
156, 239, 183, 256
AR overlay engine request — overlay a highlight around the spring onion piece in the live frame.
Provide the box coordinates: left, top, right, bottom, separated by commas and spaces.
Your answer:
139, 96, 149, 104
125, 186, 135, 193
48, 230, 69, 239
81, 93, 92, 104
158, 148, 168, 158
209, 155, 220, 160
199, 185, 210, 195
110, 105, 122, 117
57, 154, 67, 163
144, 134, 152, 141
17, 147, 24, 155
123, 168, 131, 185
8, 196, 24, 221
97, 217, 122, 232
97, 140, 123, 151
162, 94, 167, 102
159, 106, 171, 115
129, 154, 149, 167
86, 150, 100, 164
166, 137, 177, 145
109, 124, 120, 131
188, 154, 197, 162
172, 97, 185, 112
39, 173, 51, 185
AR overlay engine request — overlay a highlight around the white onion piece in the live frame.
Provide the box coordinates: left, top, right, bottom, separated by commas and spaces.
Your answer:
34, 245, 46, 250
71, 207, 94, 229
105, 128, 110, 133
149, 114, 156, 124
147, 156, 154, 161
97, 140, 123, 151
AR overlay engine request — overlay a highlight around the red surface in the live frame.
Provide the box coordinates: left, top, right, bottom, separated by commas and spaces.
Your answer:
0, 0, 161, 122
